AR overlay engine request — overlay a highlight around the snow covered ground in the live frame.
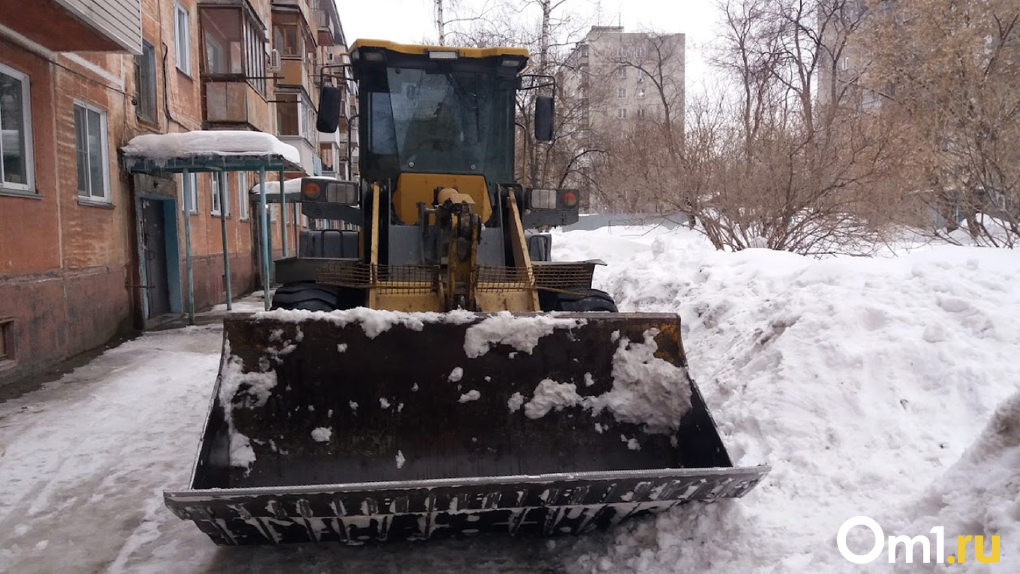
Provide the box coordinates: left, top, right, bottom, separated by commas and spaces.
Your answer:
1, 225, 1017, 573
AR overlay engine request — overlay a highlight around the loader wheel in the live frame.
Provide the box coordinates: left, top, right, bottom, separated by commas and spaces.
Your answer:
271, 282, 343, 312
540, 288, 618, 313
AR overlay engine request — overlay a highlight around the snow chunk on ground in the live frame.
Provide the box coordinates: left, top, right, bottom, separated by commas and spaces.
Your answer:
459, 390, 481, 403
337, 343, 348, 353
395, 450, 406, 469
122, 130, 301, 165
508, 392, 525, 413
524, 380, 583, 419
620, 435, 641, 451
448, 367, 463, 383
311, 427, 332, 442
379, 398, 391, 409
464, 311, 586, 358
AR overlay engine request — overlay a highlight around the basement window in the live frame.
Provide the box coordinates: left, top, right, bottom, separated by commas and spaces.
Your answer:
0, 318, 13, 362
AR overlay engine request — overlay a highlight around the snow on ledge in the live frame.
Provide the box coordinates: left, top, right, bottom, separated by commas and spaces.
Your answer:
122, 130, 301, 166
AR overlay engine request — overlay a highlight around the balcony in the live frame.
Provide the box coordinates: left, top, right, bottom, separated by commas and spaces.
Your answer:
278, 58, 316, 98
204, 81, 271, 133
0, 0, 141, 54
279, 136, 317, 176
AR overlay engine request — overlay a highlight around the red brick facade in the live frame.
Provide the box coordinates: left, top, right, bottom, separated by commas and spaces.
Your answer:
0, 0, 324, 383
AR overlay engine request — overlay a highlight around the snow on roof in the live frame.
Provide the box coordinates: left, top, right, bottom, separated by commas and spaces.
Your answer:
249, 178, 303, 195
122, 130, 301, 165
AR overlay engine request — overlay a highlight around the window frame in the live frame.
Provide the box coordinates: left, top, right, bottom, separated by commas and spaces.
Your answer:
174, 2, 193, 77
210, 172, 231, 217
617, 88, 627, 98
73, 100, 111, 202
617, 108, 627, 119
0, 63, 36, 194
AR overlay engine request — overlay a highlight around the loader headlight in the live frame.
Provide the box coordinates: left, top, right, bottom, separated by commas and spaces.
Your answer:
530, 188, 558, 210
427, 50, 460, 60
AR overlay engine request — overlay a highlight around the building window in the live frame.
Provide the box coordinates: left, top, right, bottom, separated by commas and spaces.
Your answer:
135, 41, 157, 122
238, 172, 249, 220
638, 88, 646, 98
211, 173, 230, 216
73, 102, 109, 201
637, 108, 646, 118
617, 88, 627, 98
0, 318, 13, 361
0, 64, 34, 193
273, 22, 301, 57
174, 3, 192, 76
276, 93, 314, 140
616, 67, 626, 79
181, 172, 198, 213
841, 56, 850, 71
200, 6, 267, 94
617, 108, 627, 119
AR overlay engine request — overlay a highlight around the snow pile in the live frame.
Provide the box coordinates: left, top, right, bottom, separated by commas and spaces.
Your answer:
458, 390, 481, 403
554, 226, 1020, 574
524, 380, 583, 419
448, 367, 464, 383
463, 311, 586, 358
507, 392, 525, 412
122, 130, 301, 165
396, 450, 406, 469
587, 329, 692, 433
257, 308, 476, 339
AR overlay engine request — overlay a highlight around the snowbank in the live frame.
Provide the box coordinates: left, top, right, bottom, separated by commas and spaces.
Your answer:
122, 130, 300, 165
555, 226, 1020, 574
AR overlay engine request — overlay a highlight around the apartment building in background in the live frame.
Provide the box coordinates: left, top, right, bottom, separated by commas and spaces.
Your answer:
0, 0, 356, 383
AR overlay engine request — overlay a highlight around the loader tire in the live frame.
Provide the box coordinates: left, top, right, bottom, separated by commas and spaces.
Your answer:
540, 287, 618, 313
271, 282, 342, 312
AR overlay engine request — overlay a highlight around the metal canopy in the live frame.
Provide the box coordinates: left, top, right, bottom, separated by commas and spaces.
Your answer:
124, 152, 305, 324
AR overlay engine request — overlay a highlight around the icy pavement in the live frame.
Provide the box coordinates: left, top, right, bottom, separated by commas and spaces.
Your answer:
1, 225, 1018, 573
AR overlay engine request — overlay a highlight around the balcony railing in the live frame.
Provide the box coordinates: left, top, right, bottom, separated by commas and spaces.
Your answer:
204, 80, 271, 132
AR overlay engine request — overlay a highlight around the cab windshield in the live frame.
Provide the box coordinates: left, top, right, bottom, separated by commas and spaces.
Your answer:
364, 66, 513, 181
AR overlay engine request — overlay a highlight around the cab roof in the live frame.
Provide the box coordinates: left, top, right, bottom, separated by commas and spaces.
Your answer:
351, 39, 530, 61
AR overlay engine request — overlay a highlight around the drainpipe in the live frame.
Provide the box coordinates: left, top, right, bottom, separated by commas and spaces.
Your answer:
218, 171, 232, 311
182, 169, 195, 325
259, 167, 272, 311
279, 168, 289, 257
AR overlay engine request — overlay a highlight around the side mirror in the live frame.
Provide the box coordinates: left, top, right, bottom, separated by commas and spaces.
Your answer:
535, 95, 554, 142
316, 85, 343, 133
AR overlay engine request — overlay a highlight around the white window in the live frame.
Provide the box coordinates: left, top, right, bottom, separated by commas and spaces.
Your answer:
0, 64, 35, 193
238, 172, 249, 220
616, 67, 626, 79
210, 173, 230, 216
73, 102, 109, 201
841, 56, 850, 71
617, 108, 627, 119
638, 88, 646, 98
617, 88, 627, 98
174, 3, 192, 76
637, 108, 646, 118
180, 172, 198, 213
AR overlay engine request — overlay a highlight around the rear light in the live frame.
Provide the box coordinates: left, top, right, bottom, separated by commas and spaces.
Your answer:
302, 181, 322, 200
561, 190, 578, 208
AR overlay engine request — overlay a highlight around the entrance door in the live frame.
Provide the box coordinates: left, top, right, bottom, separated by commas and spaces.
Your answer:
141, 199, 172, 317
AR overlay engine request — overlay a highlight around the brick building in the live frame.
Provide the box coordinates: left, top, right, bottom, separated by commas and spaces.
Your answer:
0, 0, 355, 384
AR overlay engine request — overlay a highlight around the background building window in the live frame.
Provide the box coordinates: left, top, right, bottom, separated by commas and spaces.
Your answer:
74, 102, 109, 201
617, 108, 627, 119
617, 88, 627, 98
135, 41, 157, 122
0, 64, 33, 192
174, 3, 192, 76
200, 7, 267, 94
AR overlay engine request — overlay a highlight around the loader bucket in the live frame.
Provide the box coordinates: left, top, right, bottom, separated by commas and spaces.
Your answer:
165, 310, 769, 545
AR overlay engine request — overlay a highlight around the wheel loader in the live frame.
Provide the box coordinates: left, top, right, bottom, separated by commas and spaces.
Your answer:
164, 39, 770, 545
